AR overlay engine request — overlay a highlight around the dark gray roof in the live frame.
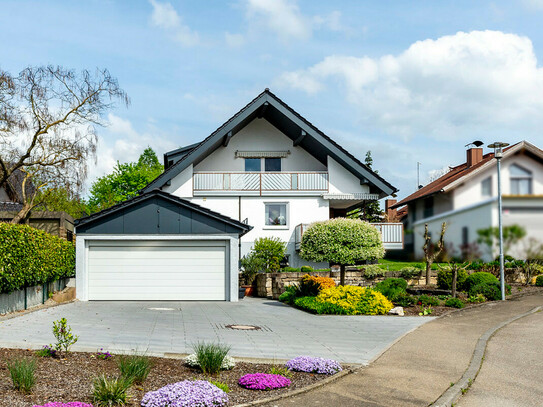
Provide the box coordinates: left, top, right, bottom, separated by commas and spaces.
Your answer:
144, 89, 398, 198
164, 142, 201, 169
75, 189, 252, 236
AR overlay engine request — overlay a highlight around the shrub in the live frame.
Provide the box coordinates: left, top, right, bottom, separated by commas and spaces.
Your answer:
142, 380, 228, 407
0, 223, 75, 294
444, 297, 465, 308
362, 264, 386, 279
464, 272, 499, 292
208, 380, 230, 393
300, 266, 313, 273
294, 296, 347, 315
192, 342, 231, 375
417, 294, 440, 307
238, 373, 291, 390
399, 267, 422, 280
240, 252, 266, 284
278, 286, 298, 305
7, 357, 36, 394
52, 317, 79, 353
117, 354, 151, 384
299, 274, 335, 296
281, 267, 300, 273
469, 281, 511, 301
35, 345, 57, 358
285, 356, 342, 374
316, 286, 393, 315
33, 403, 94, 407
373, 278, 407, 302
300, 218, 385, 265
253, 237, 286, 273
92, 375, 131, 406
536, 275, 543, 287
394, 292, 416, 308
467, 293, 486, 303
185, 353, 235, 370
437, 268, 469, 290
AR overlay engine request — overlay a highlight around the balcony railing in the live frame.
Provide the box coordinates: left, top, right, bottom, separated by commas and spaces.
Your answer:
193, 172, 329, 195
295, 222, 404, 251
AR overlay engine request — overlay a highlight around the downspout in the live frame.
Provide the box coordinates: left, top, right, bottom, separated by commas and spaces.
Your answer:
239, 196, 242, 263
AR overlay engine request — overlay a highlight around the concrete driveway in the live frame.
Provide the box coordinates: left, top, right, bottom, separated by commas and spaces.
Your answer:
0, 298, 430, 364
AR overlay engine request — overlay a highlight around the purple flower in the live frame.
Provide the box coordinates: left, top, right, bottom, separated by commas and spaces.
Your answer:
33, 403, 94, 407
238, 373, 291, 390
141, 380, 228, 407
285, 356, 342, 374
96, 348, 113, 360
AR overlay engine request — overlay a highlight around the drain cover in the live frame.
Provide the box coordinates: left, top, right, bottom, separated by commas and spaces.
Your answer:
225, 324, 261, 331
148, 307, 176, 311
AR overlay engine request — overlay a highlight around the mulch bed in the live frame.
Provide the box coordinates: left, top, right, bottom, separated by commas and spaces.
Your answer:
0, 349, 333, 407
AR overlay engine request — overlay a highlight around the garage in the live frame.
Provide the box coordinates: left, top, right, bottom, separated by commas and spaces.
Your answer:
75, 190, 251, 302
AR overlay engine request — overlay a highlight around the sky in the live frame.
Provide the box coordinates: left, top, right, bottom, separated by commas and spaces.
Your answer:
2, 0, 543, 200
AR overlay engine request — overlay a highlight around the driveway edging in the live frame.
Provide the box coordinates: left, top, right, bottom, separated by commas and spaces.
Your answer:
429, 305, 542, 407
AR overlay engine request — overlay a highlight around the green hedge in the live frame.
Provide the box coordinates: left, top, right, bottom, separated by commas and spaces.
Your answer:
0, 223, 75, 294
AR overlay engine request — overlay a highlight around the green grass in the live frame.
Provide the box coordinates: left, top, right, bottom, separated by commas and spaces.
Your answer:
116, 354, 152, 385
92, 375, 132, 406
7, 357, 36, 394
192, 342, 231, 375
377, 259, 447, 272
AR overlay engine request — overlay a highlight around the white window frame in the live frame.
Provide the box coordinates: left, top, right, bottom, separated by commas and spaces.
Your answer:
264, 202, 289, 229
510, 164, 532, 195
481, 176, 492, 197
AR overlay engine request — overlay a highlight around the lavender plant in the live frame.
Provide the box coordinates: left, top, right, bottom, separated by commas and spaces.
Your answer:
285, 356, 342, 374
141, 380, 228, 407
238, 373, 291, 390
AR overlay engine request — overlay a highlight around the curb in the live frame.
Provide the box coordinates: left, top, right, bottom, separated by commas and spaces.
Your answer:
429, 305, 542, 407
233, 365, 361, 407
0, 299, 76, 322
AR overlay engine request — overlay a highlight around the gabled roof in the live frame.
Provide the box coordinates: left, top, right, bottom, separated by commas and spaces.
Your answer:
391, 141, 543, 209
144, 89, 397, 198
75, 189, 252, 236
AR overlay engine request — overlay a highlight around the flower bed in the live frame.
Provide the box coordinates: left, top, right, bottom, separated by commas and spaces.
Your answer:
33, 403, 94, 407
141, 380, 228, 407
0, 349, 334, 407
239, 373, 291, 390
285, 356, 342, 375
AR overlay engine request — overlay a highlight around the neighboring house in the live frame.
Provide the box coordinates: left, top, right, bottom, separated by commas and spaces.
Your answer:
74, 89, 401, 302
391, 141, 543, 261
0, 170, 74, 241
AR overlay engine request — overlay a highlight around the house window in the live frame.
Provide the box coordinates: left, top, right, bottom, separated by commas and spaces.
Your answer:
510, 164, 532, 195
265, 157, 281, 172
462, 227, 469, 247
265, 203, 287, 226
481, 176, 492, 197
423, 197, 434, 218
245, 158, 261, 172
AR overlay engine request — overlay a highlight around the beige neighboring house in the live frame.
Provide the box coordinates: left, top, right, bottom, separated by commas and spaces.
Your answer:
0, 170, 74, 241
391, 141, 543, 261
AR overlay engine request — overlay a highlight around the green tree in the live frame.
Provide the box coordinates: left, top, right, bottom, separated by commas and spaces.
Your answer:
477, 224, 527, 258
87, 147, 163, 213
348, 151, 383, 222
36, 187, 88, 218
300, 218, 385, 285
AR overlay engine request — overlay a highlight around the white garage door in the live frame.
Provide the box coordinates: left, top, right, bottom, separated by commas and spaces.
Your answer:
87, 241, 227, 301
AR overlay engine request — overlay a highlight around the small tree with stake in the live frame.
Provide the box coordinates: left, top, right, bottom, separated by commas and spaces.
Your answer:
300, 218, 385, 285
422, 222, 447, 286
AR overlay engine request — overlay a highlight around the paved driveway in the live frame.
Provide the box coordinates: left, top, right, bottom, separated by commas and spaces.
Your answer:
0, 298, 430, 364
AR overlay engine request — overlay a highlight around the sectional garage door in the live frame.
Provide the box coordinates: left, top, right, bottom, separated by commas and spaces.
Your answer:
87, 241, 227, 301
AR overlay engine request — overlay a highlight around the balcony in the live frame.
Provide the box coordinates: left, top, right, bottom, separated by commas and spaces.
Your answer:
295, 222, 404, 251
193, 172, 329, 196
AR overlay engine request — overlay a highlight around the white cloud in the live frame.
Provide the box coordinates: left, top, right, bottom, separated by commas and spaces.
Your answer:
313, 11, 343, 32
522, 0, 543, 9
149, 0, 199, 47
278, 30, 543, 140
225, 32, 245, 48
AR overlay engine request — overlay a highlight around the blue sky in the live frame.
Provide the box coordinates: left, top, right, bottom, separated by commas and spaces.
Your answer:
2, 0, 543, 200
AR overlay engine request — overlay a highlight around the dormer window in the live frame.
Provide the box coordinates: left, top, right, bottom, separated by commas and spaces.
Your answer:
510, 164, 532, 195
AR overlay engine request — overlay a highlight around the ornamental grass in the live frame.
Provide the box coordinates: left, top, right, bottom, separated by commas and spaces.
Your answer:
285, 356, 342, 375
238, 373, 291, 390
141, 380, 228, 407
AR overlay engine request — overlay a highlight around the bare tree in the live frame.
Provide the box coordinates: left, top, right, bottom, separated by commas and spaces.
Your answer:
422, 222, 447, 285
0, 66, 128, 222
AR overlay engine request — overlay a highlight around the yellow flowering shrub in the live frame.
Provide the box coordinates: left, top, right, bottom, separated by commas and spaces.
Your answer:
316, 286, 393, 315
301, 274, 336, 292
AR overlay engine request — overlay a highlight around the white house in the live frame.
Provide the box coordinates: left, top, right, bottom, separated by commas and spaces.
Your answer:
392, 141, 543, 261
74, 89, 400, 301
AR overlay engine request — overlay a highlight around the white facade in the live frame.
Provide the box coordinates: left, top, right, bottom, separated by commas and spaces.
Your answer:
162, 118, 377, 267
409, 143, 543, 261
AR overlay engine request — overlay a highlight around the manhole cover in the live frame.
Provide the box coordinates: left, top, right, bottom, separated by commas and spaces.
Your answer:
148, 307, 176, 311
225, 324, 261, 331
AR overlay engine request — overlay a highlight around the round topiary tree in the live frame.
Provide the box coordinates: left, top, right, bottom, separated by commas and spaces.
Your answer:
300, 218, 385, 285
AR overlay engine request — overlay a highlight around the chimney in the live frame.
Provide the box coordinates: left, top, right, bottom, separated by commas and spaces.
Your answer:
385, 199, 397, 221
466, 147, 483, 168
